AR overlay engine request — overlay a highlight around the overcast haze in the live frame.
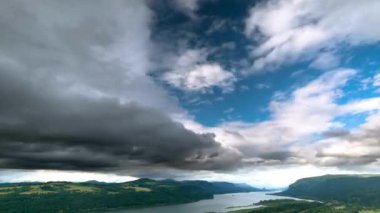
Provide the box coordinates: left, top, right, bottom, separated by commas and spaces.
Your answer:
0, 0, 380, 188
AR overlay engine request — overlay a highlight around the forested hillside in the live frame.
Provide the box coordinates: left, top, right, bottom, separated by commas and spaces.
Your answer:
277, 175, 380, 208
0, 178, 258, 212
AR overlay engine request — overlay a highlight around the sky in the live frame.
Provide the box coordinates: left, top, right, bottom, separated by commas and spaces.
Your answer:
0, 0, 380, 188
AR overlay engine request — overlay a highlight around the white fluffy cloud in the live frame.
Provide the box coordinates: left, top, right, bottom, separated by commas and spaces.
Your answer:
219, 69, 356, 146
183, 69, 380, 171
310, 52, 340, 70
245, 0, 380, 71
163, 49, 236, 92
374, 72, 380, 87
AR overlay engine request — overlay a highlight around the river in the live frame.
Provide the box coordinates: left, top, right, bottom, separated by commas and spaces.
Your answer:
113, 191, 298, 213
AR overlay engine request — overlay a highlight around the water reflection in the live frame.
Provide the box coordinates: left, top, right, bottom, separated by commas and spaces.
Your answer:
114, 191, 298, 213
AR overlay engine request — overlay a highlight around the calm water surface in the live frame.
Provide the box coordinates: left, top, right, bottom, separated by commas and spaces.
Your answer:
114, 191, 298, 213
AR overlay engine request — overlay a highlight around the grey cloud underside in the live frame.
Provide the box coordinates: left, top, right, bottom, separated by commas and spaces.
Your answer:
317, 127, 380, 167
0, 70, 241, 171
322, 129, 351, 138
0, 0, 241, 173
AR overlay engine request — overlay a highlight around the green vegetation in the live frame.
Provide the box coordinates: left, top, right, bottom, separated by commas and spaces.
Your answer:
229, 175, 380, 213
0, 178, 258, 212
0, 179, 212, 212
276, 175, 380, 208
228, 199, 361, 213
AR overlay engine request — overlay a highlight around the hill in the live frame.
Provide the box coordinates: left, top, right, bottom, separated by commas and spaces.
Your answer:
183, 180, 262, 194
0, 178, 257, 212
276, 175, 380, 208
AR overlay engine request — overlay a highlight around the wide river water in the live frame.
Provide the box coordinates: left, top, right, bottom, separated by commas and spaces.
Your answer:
113, 191, 298, 213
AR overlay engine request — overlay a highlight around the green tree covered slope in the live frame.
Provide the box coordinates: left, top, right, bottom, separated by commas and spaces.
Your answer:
0, 178, 258, 212
276, 175, 380, 207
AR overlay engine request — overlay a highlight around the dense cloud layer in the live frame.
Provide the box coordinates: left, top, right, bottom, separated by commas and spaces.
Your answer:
0, 0, 241, 174
0, 62, 241, 172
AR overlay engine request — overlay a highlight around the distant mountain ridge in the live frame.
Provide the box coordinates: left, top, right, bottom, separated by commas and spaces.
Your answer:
183, 180, 262, 194
277, 174, 380, 208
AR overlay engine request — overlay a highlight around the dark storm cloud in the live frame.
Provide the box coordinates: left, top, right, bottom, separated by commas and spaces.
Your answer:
0, 0, 241, 174
257, 151, 292, 161
0, 69, 241, 171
